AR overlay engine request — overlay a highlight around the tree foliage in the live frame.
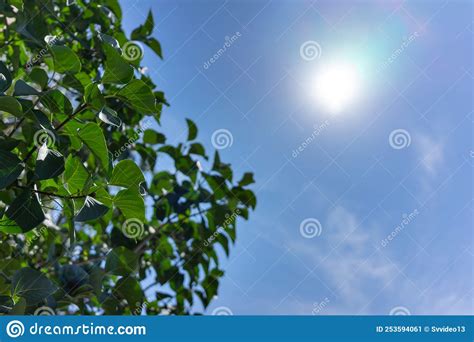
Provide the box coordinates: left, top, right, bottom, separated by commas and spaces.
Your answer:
0, 0, 256, 315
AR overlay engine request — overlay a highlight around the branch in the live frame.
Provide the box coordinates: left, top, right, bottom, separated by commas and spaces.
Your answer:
17, 186, 90, 199
55, 102, 88, 131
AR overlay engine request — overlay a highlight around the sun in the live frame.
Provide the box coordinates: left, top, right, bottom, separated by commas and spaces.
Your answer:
312, 62, 362, 114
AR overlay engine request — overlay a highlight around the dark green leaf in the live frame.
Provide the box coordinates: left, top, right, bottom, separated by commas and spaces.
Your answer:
145, 37, 162, 59
238, 172, 255, 186
113, 277, 144, 312
74, 196, 109, 222
28, 67, 48, 89
40, 89, 73, 115
186, 118, 198, 140
0, 96, 22, 117
35, 144, 65, 180
0, 150, 23, 189
189, 143, 206, 157
143, 129, 165, 144
131, 10, 154, 39
11, 268, 57, 305
105, 247, 138, 276
13, 80, 40, 96
5, 189, 44, 232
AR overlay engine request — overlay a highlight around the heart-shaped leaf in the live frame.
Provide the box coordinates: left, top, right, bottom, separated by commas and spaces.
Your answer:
11, 268, 57, 305
109, 160, 145, 188
74, 196, 109, 222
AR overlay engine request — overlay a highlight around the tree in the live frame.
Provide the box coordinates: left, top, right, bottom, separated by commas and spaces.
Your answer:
0, 0, 256, 315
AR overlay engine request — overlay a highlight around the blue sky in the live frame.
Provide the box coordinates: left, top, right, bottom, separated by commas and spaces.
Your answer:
120, 0, 473, 315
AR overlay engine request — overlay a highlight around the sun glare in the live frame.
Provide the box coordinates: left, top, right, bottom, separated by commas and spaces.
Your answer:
313, 62, 362, 114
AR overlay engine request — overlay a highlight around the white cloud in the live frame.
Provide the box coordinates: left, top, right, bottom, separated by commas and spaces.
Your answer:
417, 135, 444, 177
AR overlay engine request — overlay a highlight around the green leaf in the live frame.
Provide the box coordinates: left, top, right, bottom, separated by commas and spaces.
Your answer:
74, 196, 109, 222
32, 109, 55, 132
0, 150, 23, 189
84, 83, 105, 110
5, 189, 44, 232
131, 10, 154, 39
77, 123, 109, 171
0, 61, 12, 93
97, 106, 121, 127
114, 187, 145, 221
8, 0, 23, 11
50, 45, 81, 73
102, 43, 133, 84
109, 160, 145, 188
105, 247, 138, 276
143, 10, 154, 36
0, 215, 22, 234
113, 277, 144, 312
0, 96, 22, 117
13, 80, 40, 96
11, 268, 57, 305
186, 118, 198, 140
189, 143, 206, 157
144, 37, 162, 59
35, 144, 65, 180
28, 67, 48, 89
40, 89, 73, 115
143, 129, 165, 144
116, 79, 156, 113
64, 155, 89, 195
103, 0, 122, 20
238, 172, 255, 186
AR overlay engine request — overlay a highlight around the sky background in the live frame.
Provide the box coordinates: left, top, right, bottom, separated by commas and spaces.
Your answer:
120, 0, 473, 315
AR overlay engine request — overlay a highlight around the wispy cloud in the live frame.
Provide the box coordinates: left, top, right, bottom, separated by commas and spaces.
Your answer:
417, 134, 444, 178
